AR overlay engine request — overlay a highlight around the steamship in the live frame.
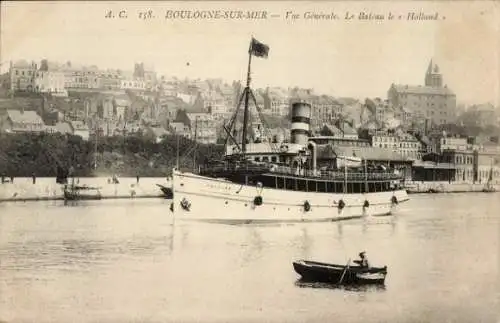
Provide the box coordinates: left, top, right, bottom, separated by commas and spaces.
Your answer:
171, 38, 409, 223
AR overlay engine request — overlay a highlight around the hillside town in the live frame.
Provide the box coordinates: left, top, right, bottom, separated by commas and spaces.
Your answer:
0, 58, 499, 186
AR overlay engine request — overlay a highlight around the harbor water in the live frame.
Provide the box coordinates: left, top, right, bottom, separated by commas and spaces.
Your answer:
0, 193, 498, 322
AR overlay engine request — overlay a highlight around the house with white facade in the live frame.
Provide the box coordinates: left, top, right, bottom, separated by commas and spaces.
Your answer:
0, 109, 45, 133
34, 71, 67, 96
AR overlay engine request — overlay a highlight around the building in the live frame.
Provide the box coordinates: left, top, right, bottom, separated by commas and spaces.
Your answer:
462, 103, 498, 128
63, 65, 100, 89
177, 92, 198, 105
114, 95, 131, 121
370, 131, 422, 161
312, 120, 368, 149
54, 121, 73, 135
394, 106, 414, 129
338, 121, 358, 140
45, 121, 73, 135
69, 120, 90, 140
413, 134, 500, 184
318, 124, 343, 138
475, 143, 500, 184
157, 97, 179, 121
161, 81, 179, 97
265, 87, 289, 117
371, 132, 399, 150
10, 60, 37, 92
387, 60, 457, 127
97, 69, 123, 90
97, 96, 115, 120
121, 78, 146, 91
169, 121, 192, 138
175, 110, 217, 144
132, 62, 157, 91
218, 84, 237, 108
397, 132, 422, 160
364, 98, 391, 125
310, 96, 342, 129
202, 91, 229, 120
34, 71, 67, 96
187, 113, 217, 144
0, 109, 45, 133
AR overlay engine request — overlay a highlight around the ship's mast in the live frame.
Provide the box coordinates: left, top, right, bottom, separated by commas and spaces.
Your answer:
241, 46, 253, 156
224, 37, 268, 158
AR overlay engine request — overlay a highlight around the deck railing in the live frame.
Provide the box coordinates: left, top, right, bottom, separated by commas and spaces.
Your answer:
200, 163, 403, 181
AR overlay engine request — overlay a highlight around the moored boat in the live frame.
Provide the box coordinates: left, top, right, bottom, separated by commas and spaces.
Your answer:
171, 37, 409, 224
63, 184, 102, 201
293, 260, 387, 285
157, 184, 173, 199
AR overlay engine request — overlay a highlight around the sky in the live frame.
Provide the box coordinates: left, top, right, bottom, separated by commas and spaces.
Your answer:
1, 1, 499, 106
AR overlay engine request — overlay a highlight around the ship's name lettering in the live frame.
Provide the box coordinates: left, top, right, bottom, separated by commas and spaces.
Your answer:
207, 183, 231, 190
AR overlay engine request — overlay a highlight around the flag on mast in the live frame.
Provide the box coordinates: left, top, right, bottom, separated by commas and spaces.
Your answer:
249, 37, 269, 58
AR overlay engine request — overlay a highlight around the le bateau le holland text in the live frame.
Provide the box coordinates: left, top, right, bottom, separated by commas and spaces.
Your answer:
104, 9, 443, 21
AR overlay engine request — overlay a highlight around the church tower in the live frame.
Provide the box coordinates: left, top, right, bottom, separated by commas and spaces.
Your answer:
425, 59, 443, 87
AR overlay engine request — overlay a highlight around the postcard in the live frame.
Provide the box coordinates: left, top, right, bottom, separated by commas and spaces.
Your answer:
0, 1, 498, 323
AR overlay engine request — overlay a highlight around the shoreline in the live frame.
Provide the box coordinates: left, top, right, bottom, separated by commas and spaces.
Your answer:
0, 194, 165, 203
404, 181, 499, 194
2, 177, 498, 203
0, 177, 170, 203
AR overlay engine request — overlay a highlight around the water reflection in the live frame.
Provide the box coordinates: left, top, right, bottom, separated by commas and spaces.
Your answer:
0, 194, 498, 322
336, 220, 344, 239
295, 279, 386, 293
1, 239, 108, 273
241, 227, 264, 266
165, 222, 175, 255
63, 200, 80, 207
299, 227, 312, 259
361, 214, 399, 236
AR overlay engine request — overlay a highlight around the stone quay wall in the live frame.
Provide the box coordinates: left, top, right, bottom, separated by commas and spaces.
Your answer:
0, 177, 171, 202
405, 181, 500, 193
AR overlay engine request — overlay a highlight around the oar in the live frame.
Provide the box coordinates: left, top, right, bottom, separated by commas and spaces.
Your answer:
337, 258, 351, 285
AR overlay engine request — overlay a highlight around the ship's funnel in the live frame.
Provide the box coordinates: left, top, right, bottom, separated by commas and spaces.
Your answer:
290, 101, 312, 146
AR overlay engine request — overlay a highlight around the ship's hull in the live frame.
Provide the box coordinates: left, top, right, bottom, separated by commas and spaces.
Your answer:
63, 190, 102, 201
172, 169, 409, 224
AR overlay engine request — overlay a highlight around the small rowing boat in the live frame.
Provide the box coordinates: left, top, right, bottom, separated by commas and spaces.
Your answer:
293, 260, 387, 285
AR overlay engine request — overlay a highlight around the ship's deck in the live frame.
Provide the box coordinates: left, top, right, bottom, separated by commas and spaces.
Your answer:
200, 163, 403, 182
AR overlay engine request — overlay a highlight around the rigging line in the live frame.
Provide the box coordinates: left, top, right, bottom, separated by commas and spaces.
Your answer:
253, 105, 279, 153
224, 87, 246, 149
228, 87, 246, 130
248, 90, 280, 154
222, 124, 241, 153
227, 88, 245, 132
